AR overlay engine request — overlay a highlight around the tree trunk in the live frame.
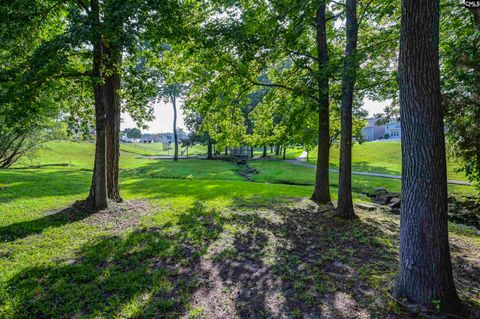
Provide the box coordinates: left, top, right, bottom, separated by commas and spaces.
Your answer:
262, 145, 267, 158
172, 95, 178, 161
105, 49, 122, 202
224, 147, 228, 156
283, 146, 286, 160
207, 137, 213, 159
336, 0, 358, 219
395, 0, 463, 314
275, 145, 280, 156
311, 1, 331, 204
250, 146, 254, 158
86, 0, 108, 210
468, 7, 480, 25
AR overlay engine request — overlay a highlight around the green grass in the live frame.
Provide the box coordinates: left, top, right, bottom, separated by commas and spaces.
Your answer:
301, 141, 468, 181
120, 143, 207, 156
1, 140, 478, 318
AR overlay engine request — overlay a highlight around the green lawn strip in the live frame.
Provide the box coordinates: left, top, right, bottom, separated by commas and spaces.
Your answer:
303, 141, 468, 182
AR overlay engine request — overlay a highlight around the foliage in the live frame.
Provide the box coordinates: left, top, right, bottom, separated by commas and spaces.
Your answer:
123, 128, 142, 139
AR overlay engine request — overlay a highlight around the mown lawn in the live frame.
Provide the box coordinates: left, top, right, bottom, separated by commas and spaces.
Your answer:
1, 141, 479, 318
302, 141, 468, 182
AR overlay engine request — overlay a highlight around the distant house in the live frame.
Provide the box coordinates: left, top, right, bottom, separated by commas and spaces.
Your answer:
361, 118, 401, 141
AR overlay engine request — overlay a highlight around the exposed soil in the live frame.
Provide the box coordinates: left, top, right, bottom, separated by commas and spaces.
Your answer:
180, 200, 480, 318
49, 200, 154, 232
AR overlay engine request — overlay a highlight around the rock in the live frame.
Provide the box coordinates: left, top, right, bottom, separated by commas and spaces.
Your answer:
387, 197, 401, 209
356, 203, 377, 211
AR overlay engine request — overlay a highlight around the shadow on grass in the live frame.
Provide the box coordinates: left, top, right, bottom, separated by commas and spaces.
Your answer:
0, 169, 91, 204
0, 204, 96, 242
190, 200, 402, 318
329, 161, 401, 176
3, 201, 225, 319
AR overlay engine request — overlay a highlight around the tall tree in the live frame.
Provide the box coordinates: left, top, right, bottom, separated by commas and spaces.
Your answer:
337, 0, 358, 218
395, 0, 463, 313
87, 0, 109, 210
311, 1, 332, 203
160, 83, 186, 161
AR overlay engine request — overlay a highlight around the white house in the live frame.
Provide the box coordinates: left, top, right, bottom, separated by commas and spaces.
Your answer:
362, 118, 401, 141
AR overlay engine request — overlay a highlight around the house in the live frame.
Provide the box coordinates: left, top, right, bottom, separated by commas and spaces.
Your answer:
361, 118, 401, 141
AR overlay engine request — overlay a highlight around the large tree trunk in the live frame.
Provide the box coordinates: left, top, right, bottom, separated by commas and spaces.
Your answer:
336, 0, 358, 219
172, 95, 178, 161
86, 0, 108, 210
311, 1, 331, 203
250, 146, 254, 158
262, 145, 267, 158
468, 7, 480, 25
395, 0, 463, 314
105, 49, 122, 202
207, 137, 213, 159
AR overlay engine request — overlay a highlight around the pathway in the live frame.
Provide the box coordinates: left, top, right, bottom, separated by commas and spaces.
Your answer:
286, 151, 472, 186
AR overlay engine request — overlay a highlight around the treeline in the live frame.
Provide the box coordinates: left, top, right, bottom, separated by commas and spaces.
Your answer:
1, 0, 479, 315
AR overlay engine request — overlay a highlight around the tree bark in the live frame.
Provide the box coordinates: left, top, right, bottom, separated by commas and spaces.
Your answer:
172, 95, 178, 161
395, 0, 463, 314
283, 146, 286, 160
250, 146, 254, 158
86, 0, 108, 210
336, 0, 358, 219
311, 1, 331, 204
207, 137, 213, 159
275, 145, 280, 156
262, 145, 267, 158
105, 48, 122, 202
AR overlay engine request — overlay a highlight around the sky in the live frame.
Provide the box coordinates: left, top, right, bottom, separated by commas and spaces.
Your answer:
120, 98, 388, 134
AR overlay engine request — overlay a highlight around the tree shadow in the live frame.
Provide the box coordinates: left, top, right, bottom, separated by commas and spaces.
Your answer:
0, 204, 95, 242
0, 169, 91, 204
195, 199, 403, 318
3, 201, 226, 319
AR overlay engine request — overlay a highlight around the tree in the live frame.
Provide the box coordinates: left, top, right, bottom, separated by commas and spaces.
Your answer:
337, 0, 359, 218
160, 83, 187, 161
310, 0, 332, 204
441, 3, 480, 193
395, 0, 463, 313
87, 0, 109, 210
124, 128, 142, 139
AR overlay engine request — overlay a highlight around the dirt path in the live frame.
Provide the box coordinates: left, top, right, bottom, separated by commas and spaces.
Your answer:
286, 151, 472, 186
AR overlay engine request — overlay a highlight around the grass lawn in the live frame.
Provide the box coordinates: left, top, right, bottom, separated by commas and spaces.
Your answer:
301, 141, 469, 182
1, 141, 479, 318
120, 143, 207, 157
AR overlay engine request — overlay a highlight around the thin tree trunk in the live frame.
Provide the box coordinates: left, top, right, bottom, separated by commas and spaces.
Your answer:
224, 147, 228, 156
172, 95, 178, 161
275, 145, 280, 156
207, 137, 213, 159
86, 0, 108, 210
283, 146, 286, 160
395, 0, 463, 314
337, 0, 358, 219
250, 146, 254, 158
311, 1, 331, 203
105, 49, 122, 202
262, 145, 267, 158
